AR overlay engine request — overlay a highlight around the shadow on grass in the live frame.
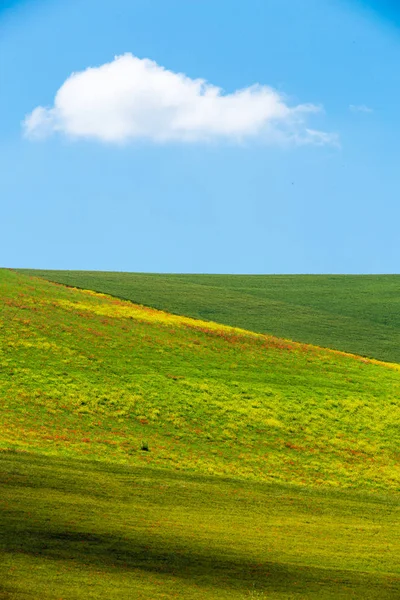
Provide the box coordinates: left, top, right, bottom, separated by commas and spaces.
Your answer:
2, 451, 400, 599
3, 518, 400, 597
3, 505, 400, 598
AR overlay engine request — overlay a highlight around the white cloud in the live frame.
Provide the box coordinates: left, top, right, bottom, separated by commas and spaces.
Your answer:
24, 53, 336, 146
303, 129, 340, 147
349, 104, 374, 114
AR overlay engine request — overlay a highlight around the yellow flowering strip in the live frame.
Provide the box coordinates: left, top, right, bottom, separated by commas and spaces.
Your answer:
55, 288, 400, 372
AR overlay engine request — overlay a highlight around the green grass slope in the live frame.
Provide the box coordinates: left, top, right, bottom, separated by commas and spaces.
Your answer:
20, 270, 400, 364
1, 269, 400, 598
2, 453, 399, 600
3, 268, 400, 490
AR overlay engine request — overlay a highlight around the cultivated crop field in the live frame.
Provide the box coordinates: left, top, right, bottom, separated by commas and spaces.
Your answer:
1, 269, 400, 598
21, 270, 400, 364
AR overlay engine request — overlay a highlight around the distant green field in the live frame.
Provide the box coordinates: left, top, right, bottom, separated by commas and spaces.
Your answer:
20, 270, 400, 363
2, 269, 400, 598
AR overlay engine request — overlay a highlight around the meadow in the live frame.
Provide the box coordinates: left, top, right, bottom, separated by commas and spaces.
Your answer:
2, 452, 399, 599
20, 270, 400, 364
1, 268, 400, 598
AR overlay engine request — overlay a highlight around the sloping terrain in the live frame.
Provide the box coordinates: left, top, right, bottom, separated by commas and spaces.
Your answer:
1, 268, 400, 599
20, 270, 400, 364
2, 269, 400, 491
2, 453, 399, 600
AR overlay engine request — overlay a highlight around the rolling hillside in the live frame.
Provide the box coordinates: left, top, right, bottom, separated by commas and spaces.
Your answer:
3, 268, 400, 490
1, 268, 400, 599
20, 270, 400, 364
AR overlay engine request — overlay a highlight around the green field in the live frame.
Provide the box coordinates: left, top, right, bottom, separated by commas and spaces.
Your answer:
2, 453, 399, 600
20, 270, 400, 364
2, 268, 400, 598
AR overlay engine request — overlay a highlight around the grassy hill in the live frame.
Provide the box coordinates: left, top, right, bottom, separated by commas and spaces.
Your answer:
2, 269, 400, 598
20, 270, 400, 364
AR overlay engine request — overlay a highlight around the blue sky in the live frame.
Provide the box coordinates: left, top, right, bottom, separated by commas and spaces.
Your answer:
1, 0, 400, 273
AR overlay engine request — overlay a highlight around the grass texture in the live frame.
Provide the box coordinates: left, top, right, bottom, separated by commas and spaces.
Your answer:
20, 270, 400, 364
1, 268, 400, 598
1, 452, 399, 600
2, 268, 400, 491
